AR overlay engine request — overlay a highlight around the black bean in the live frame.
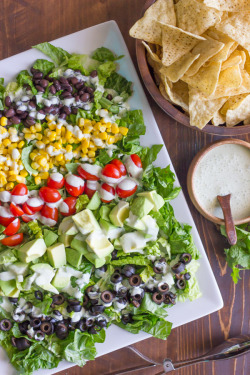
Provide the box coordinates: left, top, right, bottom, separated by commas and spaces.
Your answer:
8, 297, 18, 303
59, 113, 67, 120
86, 86, 94, 94
90, 70, 98, 78
75, 82, 84, 90
72, 107, 78, 114
34, 79, 41, 85
129, 274, 141, 287
25, 117, 36, 126
71, 77, 79, 85
61, 91, 72, 99
33, 71, 43, 79
5, 108, 15, 118
106, 94, 113, 101
40, 321, 54, 335
78, 89, 85, 96
52, 294, 65, 305
5, 96, 12, 107
44, 74, 53, 82
30, 67, 38, 74
54, 80, 61, 91
171, 261, 185, 274
11, 116, 21, 124
40, 79, 49, 88
35, 85, 45, 92
52, 106, 60, 115
59, 76, 68, 84
49, 85, 56, 94
110, 273, 123, 284
63, 106, 71, 115
0, 319, 12, 331
80, 93, 90, 102
43, 106, 52, 114
15, 337, 31, 351
29, 100, 36, 109
19, 111, 28, 119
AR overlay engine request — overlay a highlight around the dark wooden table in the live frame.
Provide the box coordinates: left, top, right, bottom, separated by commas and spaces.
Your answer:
0, 1, 249, 374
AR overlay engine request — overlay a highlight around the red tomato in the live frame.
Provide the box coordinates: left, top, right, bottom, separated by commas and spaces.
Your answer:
65, 175, 85, 197
116, 178, 137, 198
4, 218, 20, 236
40, 205, 58, 222
9, 203, 24, 217
130, 154, 142, 168
0, 206, 15, 227
47, 173, 65, 189
85, 181, 99, 199
110, 159, 127, 176
22, 202, 34, 215
60, 197, 77, 216
22, 215, 34, 223
102, 164, 121, 180
1, 233, 23, 246
26, 197, 44, 213
11, 183, 28, 196
77, 165, 99, 181
100, 183, 115, 203
39, 187, 61, 203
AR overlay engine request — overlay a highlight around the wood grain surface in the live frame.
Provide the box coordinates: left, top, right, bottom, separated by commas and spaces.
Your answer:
0, 1, 249, 375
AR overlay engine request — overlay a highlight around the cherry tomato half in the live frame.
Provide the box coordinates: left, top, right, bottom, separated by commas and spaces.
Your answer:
4, 218, 20, 236
60, 197, 77, 216
40, 205, 58, 221
65, 175, 85, 197
116, 178, 137, 198
102, 164, 121, 179
26, 197, 44, 213
0, 209, 15, 227
10, 203, 24, 217
110, 159, 127, 176
39, 187, 61, 203
22, 202, 35, 215
130, 154, 142, 168
1, 233, 23, 246
100, 183, 115, 203
11, 183, 28, 196
85, 181, 99, 199
47, 173, 65, 189
77, 165, 99, 181
22, 214, 34, 223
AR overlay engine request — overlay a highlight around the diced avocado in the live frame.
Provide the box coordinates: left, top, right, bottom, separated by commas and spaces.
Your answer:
8, 288, 20, 297
109, 201, 129, 227
99, 218, 124, 240
130, 197, 154, 219
30, 263, 54, 273
71, 234, 88, 254
100, 206, 111, 221
31, 263, 58, 294
83, 251, 109, 268
86, 230, 114, 259
137, 190, 164, 211
38, 283, 59, 294
86, 191, 101, 210
113, 238, 122, 250
47, 243, 66, 268
8, 263, 29, 276
66, 247, 83, 268
0, 249, 17, 264
18, 239, 46, 263
59, 233, 74, 247
44, 229, 58, 247
58, 217, 78, 235
125, 212, 146, 231
52, 268, 70, 289
120, 231, 148, 253
72, 209, 100, 235
0, 280, 16, 296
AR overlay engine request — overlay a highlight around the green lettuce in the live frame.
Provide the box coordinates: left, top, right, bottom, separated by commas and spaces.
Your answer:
92, 47, 123, 62
32, 59, 55, 75
16, 70, 37, 95
76, 195, 90, 213
33, 42, 71, 65
105, 72, 133, 97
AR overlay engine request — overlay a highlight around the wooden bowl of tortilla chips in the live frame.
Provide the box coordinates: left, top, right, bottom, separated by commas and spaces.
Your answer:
131, 0, 250, 135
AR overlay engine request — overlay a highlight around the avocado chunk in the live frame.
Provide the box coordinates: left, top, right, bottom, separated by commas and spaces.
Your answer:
47, 243, 66, 268
137, 190, 164, 211
83, 251, 109, 268
125, 211, 146, 231
86, 191, 101, 210
130, 197, 154, 219
0, 280, 16, 296
113, 238, 122, 250
100, 219, 124, 240
71, 234, 88, 254
109, 201, 129, 227
58, 217, 78, 235
120, 231, 148, 253
100, 206, 111, 221
52, 268, 70, 289
59, 233, 74, 247
72, 209, 100, 235
44, 229, 58, 247
8, 288, 20, 297
66, 247, 83, 268
30, 263, 58, 294
86, 230, 114, 259
18, 239, 47, 263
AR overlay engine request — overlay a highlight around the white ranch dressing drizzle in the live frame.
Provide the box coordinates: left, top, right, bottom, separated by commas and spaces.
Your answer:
66, 174, 84, 187
50, 172, 63, 182
118, 177, 136, 191
100, 187, 115, 201
81, 163, 102, 177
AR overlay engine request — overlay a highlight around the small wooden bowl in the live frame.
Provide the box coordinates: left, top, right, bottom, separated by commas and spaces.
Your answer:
187, 139, 250, 225
135, 0, 250, 136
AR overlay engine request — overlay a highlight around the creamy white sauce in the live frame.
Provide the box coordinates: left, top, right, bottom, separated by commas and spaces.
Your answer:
39, 216, 57, 227
100, 186, 115, 201
66, 174, 84, 187
101, 174, 121, 185
27, 197, 44, 208
59, 201, 69, 213
86, 180, 100, 191
11, 194, 28, 204
50, 172, 63, 182
81, 163, 102, 177
124, 156, 143, 179
118, 178, 136, 191
0, 206, 13, 218
193, 144, 250, 220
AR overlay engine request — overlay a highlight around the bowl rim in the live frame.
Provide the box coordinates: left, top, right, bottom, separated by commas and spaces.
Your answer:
135, 0, 250, 136
187, 138, 250, 225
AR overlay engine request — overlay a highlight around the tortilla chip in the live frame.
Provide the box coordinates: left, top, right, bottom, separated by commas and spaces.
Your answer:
209, 70, 250, 99
129, 0, 176, 45
211, 111, 226, 126
159, 23, 205, 66
204, 0, 250, 12
215, 13, 250, 52
206, 29, 236, 62
219, 65, 242, 89
221, 50, 243, 71
183, 61, 221, 96
225, 94, 250, 127
143, 41, 161, 63
243, 117, 250, 125
220, 94, 248, 115
189, 88, 227, 128
147, 51, 163, 85
186, 36, 224, 76
175, 0, 222, 35
162, 77, 189, 111
159, 52, 200, 82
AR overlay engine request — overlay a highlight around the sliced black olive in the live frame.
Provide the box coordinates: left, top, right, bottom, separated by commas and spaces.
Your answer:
175, 279, 186, 290
52, 294, 65, 305
131, 299, 141, 308
40, 321, 54, 335
88, 326, 97, 334
100, 290, 113, 304
157, 283, 169, 294
158, 257, 166, 263
121, 313, 133, 325
164, 293, 176, 305
168, 291, 176, 299
90, 305, 105, 315
184, 272, 191, 280
116, 287, 128, 298
93, 324, 102, 332
171, 261, 185, 274
18, 320, 29, 334
0, 319, 12, 331
68, 299, 81, 306
66, 305, 73, 313
85, 318, 94, 327
110, 272, 123, 284
30, 317, 41, 329
55, 322, 69, 339
180, 253, 192, 265
128, 274, 141, 287
53, 310, 62, 318
113, 267, 122, 274
97, 319, 107, 328
96, 265, 107, 273
122, 265, 136, 278
11, 336, 17, 347
8, 297, 18, 304
86, 285, 95, 295
70, 304, 82, 313
152, 292, 164, 305
153, 265, 163, 274
111, 250, 118, 260
82, 295, 89, 307
77, 320, 87, 332
15, 337, 31, 351
35, 290, 43, 301
34, 330, 45, 341
90, 298, 99, 306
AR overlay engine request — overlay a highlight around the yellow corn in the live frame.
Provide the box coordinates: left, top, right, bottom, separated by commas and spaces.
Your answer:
99, 132, 108, 140
31, 162, 39, 170
83, 126, 92, 134
35, 123, 42, 132
39, 172, 49, 179
81, 139, 90, 148
37, 157, 47, 167
30, 126, 36, 134
93, 130, 99, 137
56, 154, 63, 162
36, 141, 45, 149
68, 138, 75, 144
6, 182, 14, 190
111, 124, 119, 134
78, 118, 85, 127
0, 126, 7, 134
8, 144, 18, 151
35, 176, 41, 185
8, 175, 17, 182
56, 128, 61, 135
54, 142, 61, 150
20, 170, 28, 177
30, 152, 38, 161
16, 175, 25, 183
115, 133, 123, 142
88, 151, 96, 158
8, 170, 17, 176
107, 136, 115, 145
36, 133, 43, 141
3, 139, 11, 147
65, 131, 73, 141
119, 127, 129, 135
24, 133, 36, 141
18, 141, 25, 149
0, 188, 4, 192
0, 117, 8, 126
81, 147, 88, 154
48, 123, 56, 130
66, 145, 73, 152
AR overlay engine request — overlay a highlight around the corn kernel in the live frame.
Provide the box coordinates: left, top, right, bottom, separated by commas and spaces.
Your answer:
54, 142, 61, 150
35, 176, 41, 185
81, 147, 88, 154
56, 128, 61, 135
16, 175, 25, 183
114, 133, 123, 142
36, 133, 43, 141
93, 130, 99, 137
56, 154, 63, 162
119, 127, 129, 135
8, 170, 17, 176
35, 123, 42, 132
0, 126, 7, 134
83, 127, 92, 134
0, 117, 8, 126
30, 126, 36, 134
0, 188, 4, 192
24, 134, 36, 141
20, 170, 28, 177
99, 132, 108, 140
48, 123, 56, 130
111, 124, 119, 134
8, 128, 17, 135
37, 157, 47, 167
61, 127, 66, 136
18, 141, 25, 149
68, 138, 75, 144
31, 162, 39, 170
107, 136, 115, 145
6, 182, 14, 190
30, 152, 38, 161
8, 175, 17, 182
3, 139, 11, 147
78, 118, 85, 127
2, 149, 8, 155
39, 172, 49, 179
88, 151, 96, 158
8, 144, 18, 151
66, 145, 73, 152
81, 139, 90, 148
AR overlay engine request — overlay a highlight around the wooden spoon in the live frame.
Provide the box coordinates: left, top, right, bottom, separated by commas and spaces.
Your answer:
217, 194, 237, 245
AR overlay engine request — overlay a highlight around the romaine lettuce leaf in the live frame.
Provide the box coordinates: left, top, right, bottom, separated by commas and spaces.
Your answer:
16, 70, 37, 95
33, 42, 71, 65
32, 59, 55, 75
105, 72, 132, 96
92, 47, 123, 62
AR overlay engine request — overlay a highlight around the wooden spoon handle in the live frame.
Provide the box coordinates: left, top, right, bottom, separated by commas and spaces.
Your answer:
217, 194, 237, 245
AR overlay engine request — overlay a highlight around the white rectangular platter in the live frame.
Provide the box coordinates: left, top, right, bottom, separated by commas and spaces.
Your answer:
0, 21, 223, 375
